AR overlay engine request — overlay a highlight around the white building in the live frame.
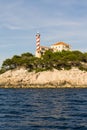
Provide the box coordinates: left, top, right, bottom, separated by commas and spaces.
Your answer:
40, 46, 51, 55
51, 42, 71, 52
35, 33, 71, 58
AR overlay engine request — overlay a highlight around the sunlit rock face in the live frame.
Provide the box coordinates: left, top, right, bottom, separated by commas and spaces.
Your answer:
0, 68, 87, 88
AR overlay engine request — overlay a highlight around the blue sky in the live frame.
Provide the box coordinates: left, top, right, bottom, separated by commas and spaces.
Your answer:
0, 0, 87, 66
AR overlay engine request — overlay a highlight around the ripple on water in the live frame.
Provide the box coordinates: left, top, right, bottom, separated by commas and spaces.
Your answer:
0, 88, 87, 130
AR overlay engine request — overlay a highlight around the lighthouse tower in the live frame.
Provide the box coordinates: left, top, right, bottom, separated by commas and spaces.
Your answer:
35, 33, 41, 58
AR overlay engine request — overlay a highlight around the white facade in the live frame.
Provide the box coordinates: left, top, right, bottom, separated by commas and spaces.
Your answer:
51, 42, 71, 52
35, 51, 41, 58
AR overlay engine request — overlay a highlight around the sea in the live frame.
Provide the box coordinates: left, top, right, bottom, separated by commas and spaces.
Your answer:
0, 88, 87, 130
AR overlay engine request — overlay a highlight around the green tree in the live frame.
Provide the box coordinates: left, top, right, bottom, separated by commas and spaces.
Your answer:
21, 52, 33, 58
2, 58, 14, 70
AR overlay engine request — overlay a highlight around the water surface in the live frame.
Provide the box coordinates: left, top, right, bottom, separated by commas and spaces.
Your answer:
0, 88, 87, 130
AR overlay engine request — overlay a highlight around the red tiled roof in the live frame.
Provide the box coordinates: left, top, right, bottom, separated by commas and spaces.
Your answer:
40, 46, 50, 49
52, 42, 70, 47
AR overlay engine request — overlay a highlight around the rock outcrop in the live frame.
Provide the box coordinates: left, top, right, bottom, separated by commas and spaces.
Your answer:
0, 68, 87, 88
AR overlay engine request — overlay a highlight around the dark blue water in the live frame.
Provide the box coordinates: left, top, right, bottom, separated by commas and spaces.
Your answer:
0, 88, 87, 130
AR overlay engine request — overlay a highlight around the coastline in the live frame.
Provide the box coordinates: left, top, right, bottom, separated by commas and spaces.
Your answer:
0, 68, 87, 88
0, 84, 87, 88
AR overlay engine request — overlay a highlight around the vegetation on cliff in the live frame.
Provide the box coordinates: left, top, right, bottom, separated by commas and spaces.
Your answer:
0, 50, 87, 74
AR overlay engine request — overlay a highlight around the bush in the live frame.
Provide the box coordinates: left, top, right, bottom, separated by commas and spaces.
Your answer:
1, 50, 87, 73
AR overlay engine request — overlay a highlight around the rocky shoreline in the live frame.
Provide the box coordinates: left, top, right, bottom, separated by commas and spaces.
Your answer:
0, 68, 87, 88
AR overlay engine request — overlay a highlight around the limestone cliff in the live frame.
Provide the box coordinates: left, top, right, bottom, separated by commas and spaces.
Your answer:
0, 68, 87, 88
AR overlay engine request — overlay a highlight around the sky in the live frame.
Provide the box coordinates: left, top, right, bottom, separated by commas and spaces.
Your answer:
0, 0, 87, 66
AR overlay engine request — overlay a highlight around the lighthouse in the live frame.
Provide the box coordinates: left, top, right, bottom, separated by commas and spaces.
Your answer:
35, 33, 41, 58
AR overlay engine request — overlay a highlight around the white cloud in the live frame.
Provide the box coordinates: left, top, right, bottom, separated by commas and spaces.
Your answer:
0, 0, 87, 66
0, 0, 86, 31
